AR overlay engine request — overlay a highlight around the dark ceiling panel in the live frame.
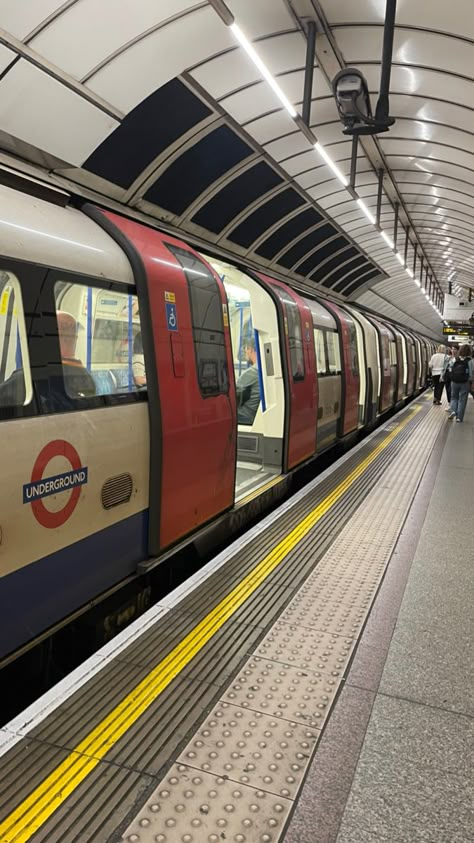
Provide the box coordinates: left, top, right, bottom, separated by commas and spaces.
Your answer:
228, 188, 305, 248
144, 125, 253, 215
191, 161, 282, 234
330, 255, 372, 291
84, 79, 211, 189
310, 246, 358, 284
343, 267, 381, 296
293, 235, 348, 277
277, 223, 338, 270
256, 207, 323, 260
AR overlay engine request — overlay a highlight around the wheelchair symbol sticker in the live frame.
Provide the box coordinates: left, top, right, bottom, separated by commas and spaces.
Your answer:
165, 301, 178, 332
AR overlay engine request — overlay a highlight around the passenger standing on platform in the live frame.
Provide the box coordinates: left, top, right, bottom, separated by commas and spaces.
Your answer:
429, 344, 448, 405
447, 344, 473, 422
236, 336, 260, 425
441, 346, 454, 406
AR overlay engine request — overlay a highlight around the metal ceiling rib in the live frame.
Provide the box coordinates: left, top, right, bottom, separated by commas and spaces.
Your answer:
0, 0, 470, 334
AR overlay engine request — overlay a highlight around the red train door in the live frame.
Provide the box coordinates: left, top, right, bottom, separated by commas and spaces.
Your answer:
102, 211, 236, 553
324, 301, 360, 435
260, 276, 318, 469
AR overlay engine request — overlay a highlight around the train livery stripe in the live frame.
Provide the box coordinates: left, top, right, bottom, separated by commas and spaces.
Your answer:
0, 406, 421, 843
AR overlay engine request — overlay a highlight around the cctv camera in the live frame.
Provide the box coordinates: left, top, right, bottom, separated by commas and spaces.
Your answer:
332, 68, 373, 134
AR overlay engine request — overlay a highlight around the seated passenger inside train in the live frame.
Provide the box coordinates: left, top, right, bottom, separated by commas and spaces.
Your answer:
132, 331, 146, 387
58, 311, 96, 399
236, 336, 260, 425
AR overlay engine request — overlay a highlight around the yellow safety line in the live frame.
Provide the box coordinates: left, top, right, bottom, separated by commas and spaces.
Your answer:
0, 406, 421, 842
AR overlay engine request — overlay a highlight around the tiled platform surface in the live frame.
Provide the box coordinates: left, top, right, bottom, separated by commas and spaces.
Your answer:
284, 399, 474, 843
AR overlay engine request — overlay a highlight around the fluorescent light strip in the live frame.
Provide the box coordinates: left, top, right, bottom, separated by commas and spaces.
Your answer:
314, 142, 349, 186
406, 267, 414, 278
380, 230, 394, 249
230, 23, 297, 117
357, 198, 376, 225
395, 252, 404, 265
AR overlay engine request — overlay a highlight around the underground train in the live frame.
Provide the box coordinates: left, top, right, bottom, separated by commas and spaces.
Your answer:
0, 183, 435, 663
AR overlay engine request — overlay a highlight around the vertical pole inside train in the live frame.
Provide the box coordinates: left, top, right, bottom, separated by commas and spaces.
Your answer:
86, 285, 92, 371
128, 293, 133, 392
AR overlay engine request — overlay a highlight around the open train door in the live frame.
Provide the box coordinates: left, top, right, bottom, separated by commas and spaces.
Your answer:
93, 209, 236, 555
259, 275, 318, 470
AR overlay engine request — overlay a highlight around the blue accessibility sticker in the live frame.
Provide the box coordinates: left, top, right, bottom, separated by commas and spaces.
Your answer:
165, 301, 178, 332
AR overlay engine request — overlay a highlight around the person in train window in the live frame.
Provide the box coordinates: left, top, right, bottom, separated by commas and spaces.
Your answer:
236, 336, 260, 425
57, 311, 96, 399
447, 344, 473, 423
132, 331, 146, 387
429, 344, 449, 405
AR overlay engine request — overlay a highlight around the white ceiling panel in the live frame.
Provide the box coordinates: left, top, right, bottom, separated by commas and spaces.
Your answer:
192, 32, 306, 101
87, 5, 234, 113
0, 59, 118, 164
358, 64, 473, 108
28, 0, 199, 81
0, 43, 16, 74
243, 110, 297, 144
381, 139, 474, 172
220, 68, 328, 123
335, 26, 473, 79
0, 0, 66, 40
385, 155, 474, 184
320, 0, 474, 41
387, 119, 473, 151
388, 95, 474, 135
228, 0, 295, 39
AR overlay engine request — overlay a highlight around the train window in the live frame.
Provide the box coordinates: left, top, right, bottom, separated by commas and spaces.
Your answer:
54, 282, 146, 398
348, 322, 359, 376
0, 270, 32, 408
167, 245, 228, 397
284, 299, 305, 382
314, 329, 327, 375
326, 331, 341, 375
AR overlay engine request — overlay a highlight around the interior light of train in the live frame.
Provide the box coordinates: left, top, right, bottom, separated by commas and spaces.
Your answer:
230, 23, 297, 117
356, 198, 376, 225
314, 142, 349, 186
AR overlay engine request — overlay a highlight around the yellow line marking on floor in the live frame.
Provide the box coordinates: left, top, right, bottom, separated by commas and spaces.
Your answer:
0, 406, 421, 842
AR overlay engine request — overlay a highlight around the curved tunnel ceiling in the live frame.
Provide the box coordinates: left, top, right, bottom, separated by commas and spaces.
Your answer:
0, 0, 471, 336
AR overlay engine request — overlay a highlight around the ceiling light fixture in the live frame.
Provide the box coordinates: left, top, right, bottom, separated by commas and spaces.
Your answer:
406, 267, 414, 278
230, 23, 297, 117
357, 198, 376, 224
380, 230, 394, 249
314, 142, 349, 186
395, 252, 404, 265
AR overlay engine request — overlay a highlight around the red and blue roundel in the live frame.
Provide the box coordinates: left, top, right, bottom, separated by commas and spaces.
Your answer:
23, 440, 88, 529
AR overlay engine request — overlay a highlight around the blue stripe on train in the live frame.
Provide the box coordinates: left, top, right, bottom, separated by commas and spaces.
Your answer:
0, 510, 149, 661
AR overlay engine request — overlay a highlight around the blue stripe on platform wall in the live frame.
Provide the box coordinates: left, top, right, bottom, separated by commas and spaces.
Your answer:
0, 510, 149, 660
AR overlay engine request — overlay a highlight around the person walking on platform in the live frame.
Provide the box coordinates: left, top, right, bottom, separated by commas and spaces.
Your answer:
447, 344, 473, 422
429, 344, 448, 405
441, 346, 455, 407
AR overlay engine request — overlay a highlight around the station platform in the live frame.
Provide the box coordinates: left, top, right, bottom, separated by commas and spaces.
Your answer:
0, 392, 472, 843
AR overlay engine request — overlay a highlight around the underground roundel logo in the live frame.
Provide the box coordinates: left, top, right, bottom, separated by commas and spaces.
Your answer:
23, 440, 88, 528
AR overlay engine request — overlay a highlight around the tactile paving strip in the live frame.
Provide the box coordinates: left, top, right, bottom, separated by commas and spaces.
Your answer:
122, 407, 445, 842
177, 701, 319, 798
123, 764, 292, 843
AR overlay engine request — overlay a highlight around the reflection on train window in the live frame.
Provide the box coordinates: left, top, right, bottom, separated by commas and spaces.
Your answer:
0, 270, 32, 408
314, 329, 327, 374
54, 282, 146, 398
167, 244, 228, 397
285, 299, 305, 381
326, 331, 341, 375
348, 322, 359, 375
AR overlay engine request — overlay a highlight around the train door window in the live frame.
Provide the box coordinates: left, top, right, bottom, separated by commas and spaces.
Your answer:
389, 340, 397, 365
54, 281, 146, 398
0, 270, 32, 409
167, 245, 228, 397
326, 331, 341, 374
347, 321, 359, 375
284, 298, 305, 381
314, 329, 327, 375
